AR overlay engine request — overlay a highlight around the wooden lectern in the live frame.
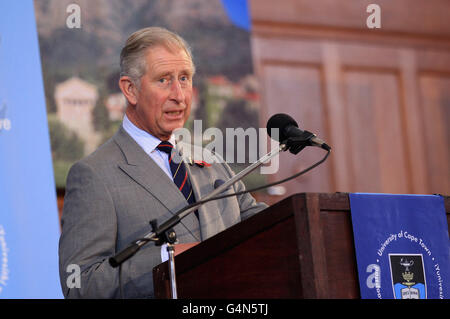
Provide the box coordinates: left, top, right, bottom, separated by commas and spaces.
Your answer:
153, 193, 450, 299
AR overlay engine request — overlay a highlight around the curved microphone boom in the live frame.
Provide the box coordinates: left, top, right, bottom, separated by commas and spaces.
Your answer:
109, 113, 332, 269
267, 113, 331, 153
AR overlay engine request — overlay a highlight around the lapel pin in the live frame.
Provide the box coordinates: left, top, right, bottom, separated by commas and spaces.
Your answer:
194, 160, 211, 168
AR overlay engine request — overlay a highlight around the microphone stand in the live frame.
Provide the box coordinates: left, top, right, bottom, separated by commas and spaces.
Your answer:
109, 142, 288, 298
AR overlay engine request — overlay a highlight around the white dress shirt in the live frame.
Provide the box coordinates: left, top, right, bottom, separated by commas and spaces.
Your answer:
122, 114, 176, 181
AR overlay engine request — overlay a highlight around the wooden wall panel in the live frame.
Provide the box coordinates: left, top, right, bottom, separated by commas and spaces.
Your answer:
343, 70, 409, 193
250, 0, 450, 38
261, 63, 332, 194
419, 75, 450, 194
250, 0, 450, 198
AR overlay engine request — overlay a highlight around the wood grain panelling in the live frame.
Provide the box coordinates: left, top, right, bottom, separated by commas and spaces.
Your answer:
398, 50, 428, 194
250, 0, 450, 197
261, 63, 332, 194
250, 0, 450, 39
250, 0, 450, 42
343, 70, 408, 193
419, 75, 450, 194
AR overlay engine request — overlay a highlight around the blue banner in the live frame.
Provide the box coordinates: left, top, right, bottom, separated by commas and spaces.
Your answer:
221, 0, 251, 31
0, 1, 62, 298
350, 193, 449, 299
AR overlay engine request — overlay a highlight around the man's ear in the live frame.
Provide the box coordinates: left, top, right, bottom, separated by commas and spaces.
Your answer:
119, 76, 138, 106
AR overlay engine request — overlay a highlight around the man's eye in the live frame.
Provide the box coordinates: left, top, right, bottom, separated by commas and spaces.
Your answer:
158, 78, 167, 83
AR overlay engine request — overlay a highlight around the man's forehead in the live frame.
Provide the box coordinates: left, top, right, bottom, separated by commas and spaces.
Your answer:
146, 46, 194, 73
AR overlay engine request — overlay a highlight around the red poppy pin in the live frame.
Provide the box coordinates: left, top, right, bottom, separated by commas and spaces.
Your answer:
194, 160, 211, 168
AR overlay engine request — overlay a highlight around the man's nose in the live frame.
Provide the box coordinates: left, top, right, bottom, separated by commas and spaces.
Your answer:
169, 79, 185, 103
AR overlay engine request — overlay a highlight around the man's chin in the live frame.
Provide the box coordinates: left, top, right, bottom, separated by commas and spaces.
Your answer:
161, 124, 186, 138
168, 119, 188, 130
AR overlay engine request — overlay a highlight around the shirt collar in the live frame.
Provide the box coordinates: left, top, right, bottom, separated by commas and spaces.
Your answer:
122, 114, 176, 154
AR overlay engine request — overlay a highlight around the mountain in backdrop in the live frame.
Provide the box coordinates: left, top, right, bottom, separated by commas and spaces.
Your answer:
35, 0, 254, 90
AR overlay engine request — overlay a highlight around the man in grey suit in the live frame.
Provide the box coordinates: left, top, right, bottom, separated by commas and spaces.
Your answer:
59, 27, 267, 298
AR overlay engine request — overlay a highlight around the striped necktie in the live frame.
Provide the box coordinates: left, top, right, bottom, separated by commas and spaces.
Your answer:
156, 141, 197, 210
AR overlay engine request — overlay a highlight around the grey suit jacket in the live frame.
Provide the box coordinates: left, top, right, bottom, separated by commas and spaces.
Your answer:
58, 126, 267, 298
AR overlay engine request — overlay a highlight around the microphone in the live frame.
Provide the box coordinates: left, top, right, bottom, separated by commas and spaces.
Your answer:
267, 113, 331, 152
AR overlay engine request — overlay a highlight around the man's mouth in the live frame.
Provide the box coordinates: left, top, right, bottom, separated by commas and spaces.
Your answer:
164, 110, 184, 120
166, 110, 182, 116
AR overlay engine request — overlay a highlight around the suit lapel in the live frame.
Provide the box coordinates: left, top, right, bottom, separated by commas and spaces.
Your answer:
113, 127, 201, 241
178, 142, 225, 240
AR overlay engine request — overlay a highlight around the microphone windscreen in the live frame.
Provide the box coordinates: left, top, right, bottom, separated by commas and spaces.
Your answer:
266, 113, 298, 142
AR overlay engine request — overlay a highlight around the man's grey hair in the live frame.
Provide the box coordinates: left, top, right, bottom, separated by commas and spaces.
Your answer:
120, 27, 195, 88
